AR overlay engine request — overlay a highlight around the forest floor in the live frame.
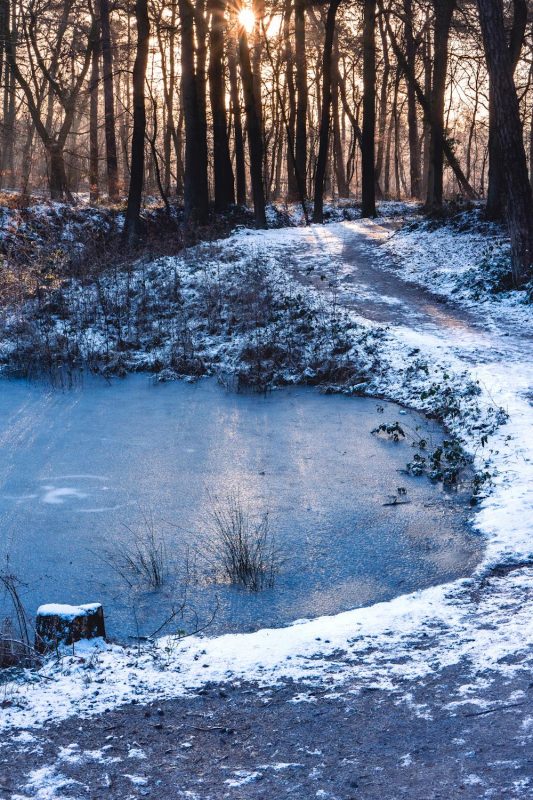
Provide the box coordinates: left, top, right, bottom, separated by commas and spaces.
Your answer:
1, 212, 532, 799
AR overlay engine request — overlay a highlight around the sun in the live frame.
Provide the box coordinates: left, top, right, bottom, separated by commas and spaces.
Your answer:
238, 6, 255, 34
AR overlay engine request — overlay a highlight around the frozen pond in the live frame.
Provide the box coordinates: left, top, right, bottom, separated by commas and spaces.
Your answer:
0, 376, 482, 640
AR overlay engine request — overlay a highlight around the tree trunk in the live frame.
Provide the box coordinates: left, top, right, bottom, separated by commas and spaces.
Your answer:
485, 0, 527, 220
179, 0, 209, 223
375, 13, 390, 198
89, 29, 100, 203
123, 0, 149, 244
485, 91, 504, 219
284, 1, 298, 201
20, 119, 35, 195
1, 62, 15, 189
99, 0, 120, 201
195, 0, 209, 207
48, 144, 71, 201
294, 0, 307, 197
393, 69, 402, 197
251, 0, 265, 162
361, 0, 377, 217
175, 108, 184, 197
208, 0, 235, 211
228, 35, 246, 205
238, 26, 266, 226
422, 18, 432, 197
332, 38, 348, 198
426, 0, 455, 210
403, 0, 421, 198
477, 0, 533, 286
313, 0, 341, 223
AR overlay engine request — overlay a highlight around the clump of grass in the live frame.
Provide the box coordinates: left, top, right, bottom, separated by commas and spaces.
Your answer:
0, 570, 40, 669
205, 493, 279, 592
106, 509, 168, 590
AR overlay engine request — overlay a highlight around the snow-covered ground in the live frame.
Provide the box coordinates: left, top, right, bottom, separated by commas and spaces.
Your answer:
1, 218, 532, 752
378, 213, 532, 328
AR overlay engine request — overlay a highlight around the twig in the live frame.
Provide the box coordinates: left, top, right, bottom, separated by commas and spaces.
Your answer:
190, 724, 229, 732
464, 702, 526, 718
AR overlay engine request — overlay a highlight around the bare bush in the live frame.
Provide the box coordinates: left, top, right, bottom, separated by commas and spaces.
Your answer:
0, 571, 40, 669
204, 493, 279, 591
105, 509, 168, 590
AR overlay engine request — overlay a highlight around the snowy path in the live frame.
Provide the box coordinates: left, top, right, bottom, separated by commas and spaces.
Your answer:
289, 219, 532, 350
2, 219, 532, 799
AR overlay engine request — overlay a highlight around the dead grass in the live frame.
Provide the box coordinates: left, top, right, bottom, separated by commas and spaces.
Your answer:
203, 493, 280, 592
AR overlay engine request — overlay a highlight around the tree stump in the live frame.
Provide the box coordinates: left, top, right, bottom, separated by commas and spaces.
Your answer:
35, 603, 106, 654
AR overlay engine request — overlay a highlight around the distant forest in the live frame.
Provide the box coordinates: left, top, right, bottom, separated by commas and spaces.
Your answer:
0, 0, 532, 282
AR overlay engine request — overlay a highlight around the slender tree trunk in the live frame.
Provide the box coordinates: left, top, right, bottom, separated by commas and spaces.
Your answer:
195, 0, 209, 206
332, 95, 348, 198
208, 0, 235, 211
403, 0, 421, 198
384, 88, 394, 196
294, 0, 307, 197
530, 68, 533, 193
251, 0, 265, 183
121, 14, 132, 190
393, 71, 402, 197
99, 0, 120, 201
89, 30, 100, 203
426, 0, 455, 210
361, 0, 377, 217
157, 0, 177, 197
375, 13, 390, 198
332, 39, 348, 198
477, 0, 533, 285
238, 26, 266, 226
1, 66, 15, 187
228, 35, 246, 205
179, 0, 209, 223
313, 0, 341, 223
465, 66, 480, 183
123, 0, 149, 244
422, 19, 432, 197
175, 108, 184, 197
285, 2, 298, 201
20, 119, 35, 195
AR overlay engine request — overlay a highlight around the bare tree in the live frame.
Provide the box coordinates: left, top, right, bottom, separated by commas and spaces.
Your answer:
477, 0, 533, 286
123, 0, 150, 243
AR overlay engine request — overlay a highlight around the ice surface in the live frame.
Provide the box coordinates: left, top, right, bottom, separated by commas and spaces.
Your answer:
0, 376, 479, 639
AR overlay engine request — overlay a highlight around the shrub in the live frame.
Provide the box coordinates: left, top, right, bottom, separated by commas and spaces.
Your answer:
204, 493, 279, 591
106, 510, 168, 590
0, 571, 40, 669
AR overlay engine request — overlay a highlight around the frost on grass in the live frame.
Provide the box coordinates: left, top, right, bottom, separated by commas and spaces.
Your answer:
379, 208, 533, 320
0, 236, 375, 391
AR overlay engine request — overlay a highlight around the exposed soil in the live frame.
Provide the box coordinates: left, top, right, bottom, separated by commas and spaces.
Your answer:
1, 651, 532, 799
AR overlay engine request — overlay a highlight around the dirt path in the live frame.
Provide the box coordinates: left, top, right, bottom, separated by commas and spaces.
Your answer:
291, 221, 481, 331
3, 220, 532, 800
289, 221, 533, 350
2, 658, 532, 799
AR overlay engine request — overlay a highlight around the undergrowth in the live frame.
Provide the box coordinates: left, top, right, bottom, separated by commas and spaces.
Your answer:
0, 227, 509, 503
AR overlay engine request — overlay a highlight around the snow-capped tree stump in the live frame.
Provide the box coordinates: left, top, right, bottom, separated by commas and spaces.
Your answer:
35, 603, 106, 653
